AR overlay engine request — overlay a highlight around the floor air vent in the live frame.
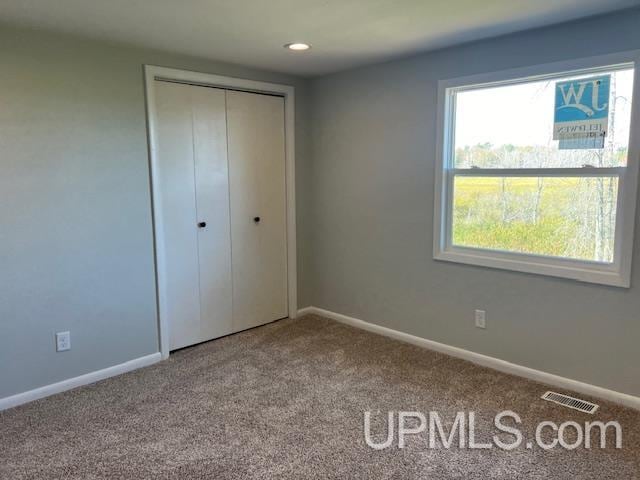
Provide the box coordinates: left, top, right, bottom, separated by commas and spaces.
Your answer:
541, 391, 599, 414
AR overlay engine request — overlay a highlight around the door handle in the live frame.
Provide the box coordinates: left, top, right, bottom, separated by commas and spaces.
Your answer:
198, 222, 207, 228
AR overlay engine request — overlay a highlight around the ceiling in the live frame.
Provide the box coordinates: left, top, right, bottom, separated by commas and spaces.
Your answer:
1, 0, 638, 77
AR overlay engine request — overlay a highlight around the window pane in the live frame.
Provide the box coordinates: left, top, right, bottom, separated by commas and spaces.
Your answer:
452, 176, 618, 263
454, 68, 634, 168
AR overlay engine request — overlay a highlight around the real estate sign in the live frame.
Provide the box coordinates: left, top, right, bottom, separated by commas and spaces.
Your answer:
553, 75, 610, 148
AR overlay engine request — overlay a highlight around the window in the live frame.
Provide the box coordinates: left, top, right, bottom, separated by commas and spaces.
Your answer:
434, 54, 640, 287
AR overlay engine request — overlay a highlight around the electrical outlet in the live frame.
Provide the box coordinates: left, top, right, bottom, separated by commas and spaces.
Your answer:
56, 331, 71, 352
474, 310, 486, 329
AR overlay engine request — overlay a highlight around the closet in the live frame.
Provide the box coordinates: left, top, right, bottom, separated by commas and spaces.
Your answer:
153, 80, 288, 351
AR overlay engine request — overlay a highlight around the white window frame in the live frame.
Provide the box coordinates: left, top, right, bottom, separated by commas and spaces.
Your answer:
433, 52, 640, 287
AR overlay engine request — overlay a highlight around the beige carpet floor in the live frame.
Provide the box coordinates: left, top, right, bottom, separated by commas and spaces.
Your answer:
1, 314, 638, 479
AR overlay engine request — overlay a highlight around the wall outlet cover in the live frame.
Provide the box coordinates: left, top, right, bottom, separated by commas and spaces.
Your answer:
56, 331, 71, 352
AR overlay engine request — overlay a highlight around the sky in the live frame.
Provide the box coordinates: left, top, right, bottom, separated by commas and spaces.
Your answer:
454, 68, 634, 149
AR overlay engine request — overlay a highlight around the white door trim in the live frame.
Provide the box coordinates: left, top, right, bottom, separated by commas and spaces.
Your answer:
144, 65, 297, 359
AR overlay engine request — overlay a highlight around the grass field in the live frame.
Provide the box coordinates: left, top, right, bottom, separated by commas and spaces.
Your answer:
452, 176, 617, 262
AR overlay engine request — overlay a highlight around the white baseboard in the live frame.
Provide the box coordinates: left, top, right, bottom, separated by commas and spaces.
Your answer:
0, 352, 162, 411
299, 306, 640, 411
296, 306, 316, 317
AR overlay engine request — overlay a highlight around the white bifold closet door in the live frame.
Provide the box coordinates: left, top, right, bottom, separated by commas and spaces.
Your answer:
154, 80, 288, 351
155, 81, 233, 351
226, 90, 288, 332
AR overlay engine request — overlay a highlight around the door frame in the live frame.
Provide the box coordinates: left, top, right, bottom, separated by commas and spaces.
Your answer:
143, 65, 297, 359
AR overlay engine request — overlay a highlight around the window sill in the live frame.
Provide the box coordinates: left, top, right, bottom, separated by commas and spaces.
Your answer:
434, 247, 630, 288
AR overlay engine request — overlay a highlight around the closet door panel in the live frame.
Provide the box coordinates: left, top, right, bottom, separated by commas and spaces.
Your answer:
154, 81, 202, 350
191, 86, 234, 341
226, 91, 288, 331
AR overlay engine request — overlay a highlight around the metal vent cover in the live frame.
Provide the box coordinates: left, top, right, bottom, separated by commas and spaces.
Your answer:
541, 391, 599, 414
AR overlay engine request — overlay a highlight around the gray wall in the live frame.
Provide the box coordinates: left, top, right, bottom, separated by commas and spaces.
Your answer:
309, 8, 640, 397
3, 9, 640, 401
0, 24, 312, 398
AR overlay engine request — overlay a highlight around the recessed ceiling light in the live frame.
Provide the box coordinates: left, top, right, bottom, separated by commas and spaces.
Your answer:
284, 43, 311, 51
